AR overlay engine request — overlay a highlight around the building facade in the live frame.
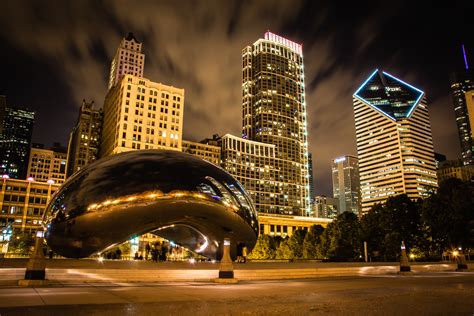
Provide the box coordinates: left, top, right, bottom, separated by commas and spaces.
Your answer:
108, 33, 145, 90
242, 32, 310, 215
66, 100, 102, 177
450, 69, 474, 166
258, 214, 331, 238
100, 74, 184, 157
437, 159, 474, 183
182, 140, 221, 165
220, 134, 279, 213
313, 195, 339, 219
27, 144, 67, 184
332, 155, 361, 216
353, 69, 438, 213
434, 152, 447, 168
0, 96, 35, 179
0, 177, 60, 233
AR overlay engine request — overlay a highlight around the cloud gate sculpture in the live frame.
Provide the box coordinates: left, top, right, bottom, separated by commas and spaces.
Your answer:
43, 150, 259, 260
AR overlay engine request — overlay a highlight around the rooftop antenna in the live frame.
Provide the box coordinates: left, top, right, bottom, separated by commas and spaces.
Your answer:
462, 44, 469, 70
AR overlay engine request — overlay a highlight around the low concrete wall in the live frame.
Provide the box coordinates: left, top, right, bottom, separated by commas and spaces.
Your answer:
0, 262, 466, 284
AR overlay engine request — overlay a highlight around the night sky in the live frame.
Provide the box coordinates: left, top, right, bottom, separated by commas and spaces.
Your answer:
0, 0, 472, 196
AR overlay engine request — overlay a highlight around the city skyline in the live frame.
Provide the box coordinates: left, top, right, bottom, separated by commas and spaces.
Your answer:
0, 1, 472, 195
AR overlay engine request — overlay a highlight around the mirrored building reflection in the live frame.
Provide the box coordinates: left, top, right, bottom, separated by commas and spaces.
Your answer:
44, 150, 259, 260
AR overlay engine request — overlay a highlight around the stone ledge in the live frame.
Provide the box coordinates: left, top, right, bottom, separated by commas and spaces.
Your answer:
214, 278, 239, 284
18, 279, 50, 287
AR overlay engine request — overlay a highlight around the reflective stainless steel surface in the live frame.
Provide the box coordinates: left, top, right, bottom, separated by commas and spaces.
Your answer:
44, 150, 259, 259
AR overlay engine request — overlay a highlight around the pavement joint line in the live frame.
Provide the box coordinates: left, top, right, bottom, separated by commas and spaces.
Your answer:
33, 287, 47, 306
93, 283, 135, 304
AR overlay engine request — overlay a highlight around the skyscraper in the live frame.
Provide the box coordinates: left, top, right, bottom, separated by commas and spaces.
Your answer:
101, 33, 184, 157
332, 155, 361, 216
313, 195, 339, 219
353, 69, 438, 213
66, 100, 102, 177
108, 33, 145, 90
450, 47, 474, 166
308, 152, 315, 203
242, 32, 310, 215
0, 96, 35, 179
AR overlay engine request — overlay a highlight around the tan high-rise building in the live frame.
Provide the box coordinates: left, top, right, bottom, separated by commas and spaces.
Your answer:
182, 140, 220, 165
353, 69, 438, 214
66, 100, 102, 177
108, 33, 145, 90
27, 144, 67, 184
242, 32, 310, 215
100, 74, 184, 157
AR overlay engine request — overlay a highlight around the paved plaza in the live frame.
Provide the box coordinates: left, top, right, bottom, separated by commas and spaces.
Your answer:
0, 273, 473, 315
0, 259, 473, 314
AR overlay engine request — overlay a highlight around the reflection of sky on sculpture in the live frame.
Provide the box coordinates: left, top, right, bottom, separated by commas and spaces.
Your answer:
44, 150, 258, 259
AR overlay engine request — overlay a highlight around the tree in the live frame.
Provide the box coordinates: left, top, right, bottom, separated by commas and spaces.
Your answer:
248, 234, 277, 259
360, 195, 424, 261
324, 212, 362, 261
360, 203, 385, 260
275, 229, 306, 259
8, 231, 35, 256
275, 238, 292, 259
381, 195, 422, 259
421, 178, 474, 252
302, 225, 325, 259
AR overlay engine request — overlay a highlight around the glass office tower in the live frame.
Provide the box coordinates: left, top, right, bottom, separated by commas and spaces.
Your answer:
242, 32, 310, 215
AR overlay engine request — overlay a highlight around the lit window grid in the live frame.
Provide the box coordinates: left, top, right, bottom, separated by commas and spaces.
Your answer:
241, 36, 310, 216
0, 178, 60, 233
108, 37, 145, 89
181, 140, 221, 166
101, 74, 184, 157
27, 148, 67, 184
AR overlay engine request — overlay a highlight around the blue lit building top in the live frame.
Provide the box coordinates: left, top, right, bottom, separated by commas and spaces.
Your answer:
354, 69, 424, 121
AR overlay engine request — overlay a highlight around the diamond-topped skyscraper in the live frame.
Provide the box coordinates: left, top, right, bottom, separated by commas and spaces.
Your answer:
242, 32, 310, 216
353, 70, 438, 213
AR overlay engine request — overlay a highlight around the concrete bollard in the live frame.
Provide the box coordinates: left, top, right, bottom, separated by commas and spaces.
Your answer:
399, 241, 411, 274
18, 231, 49, 286
455, 248, 469, 272
215, 238, 238, 284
